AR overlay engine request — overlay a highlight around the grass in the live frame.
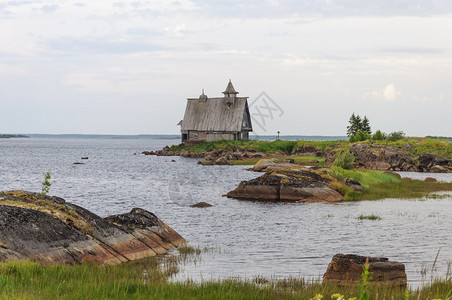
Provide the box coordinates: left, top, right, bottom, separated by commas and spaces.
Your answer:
227, 155, 326, 166
329, 167, 452, 201
170, 139, 344, 155
373, 137, 452, 159
357, 214, 382, 220
169, 137, 452, 163
0, 259, 451, 299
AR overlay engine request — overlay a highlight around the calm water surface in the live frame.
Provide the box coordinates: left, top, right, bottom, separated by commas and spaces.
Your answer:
1, 137, 451, 288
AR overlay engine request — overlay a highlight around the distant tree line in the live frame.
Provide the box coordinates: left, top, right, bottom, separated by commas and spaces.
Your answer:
346, 113, 405, 142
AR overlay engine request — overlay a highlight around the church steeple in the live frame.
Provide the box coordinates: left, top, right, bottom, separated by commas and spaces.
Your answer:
223, 79, 238, 97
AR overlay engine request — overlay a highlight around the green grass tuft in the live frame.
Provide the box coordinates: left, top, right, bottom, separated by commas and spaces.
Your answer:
358, 214, 382, 220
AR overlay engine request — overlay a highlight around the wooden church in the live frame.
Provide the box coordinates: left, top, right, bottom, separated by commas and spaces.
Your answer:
178, 80, 253, 144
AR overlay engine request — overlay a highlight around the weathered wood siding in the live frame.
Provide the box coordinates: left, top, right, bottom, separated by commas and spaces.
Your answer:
206, 133, 235, 142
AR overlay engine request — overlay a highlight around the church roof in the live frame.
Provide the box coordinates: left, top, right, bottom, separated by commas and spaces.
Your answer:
181, 81, 252, 132
223, 80, 238, 95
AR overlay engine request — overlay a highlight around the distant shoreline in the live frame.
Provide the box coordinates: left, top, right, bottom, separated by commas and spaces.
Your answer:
0, 134, 29, 139
7, 134, 348, 141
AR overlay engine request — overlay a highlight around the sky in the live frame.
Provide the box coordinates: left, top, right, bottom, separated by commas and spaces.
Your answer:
1, 1, 452, 136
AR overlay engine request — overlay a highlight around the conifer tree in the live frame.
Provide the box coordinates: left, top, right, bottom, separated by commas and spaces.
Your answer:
361, 116, 371, 134
346, 113, 362, 137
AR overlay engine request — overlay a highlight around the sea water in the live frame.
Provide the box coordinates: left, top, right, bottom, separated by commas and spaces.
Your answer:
1, 137, 451, 287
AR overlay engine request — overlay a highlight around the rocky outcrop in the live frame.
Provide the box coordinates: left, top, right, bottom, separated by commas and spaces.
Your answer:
143, 146, 281, 165
226, 169, 343, 203
0, 191, 185, 265
252, 159, 299, 172
349, 143, 418, 172
418, 153, 452, 172
323, 254, 407, 287
291, 145, 322, 157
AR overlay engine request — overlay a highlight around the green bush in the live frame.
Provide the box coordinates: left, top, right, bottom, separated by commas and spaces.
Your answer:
386, 131, 405, 141
349, 130, 371, 142
332, 151, 355, 170
372, 130, 385, 141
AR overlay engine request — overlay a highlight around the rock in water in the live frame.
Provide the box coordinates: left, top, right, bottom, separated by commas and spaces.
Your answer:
226, 169, 343, 203
190, 202, 213, 208
0, 190, 185, 265
323, 254, 407, 287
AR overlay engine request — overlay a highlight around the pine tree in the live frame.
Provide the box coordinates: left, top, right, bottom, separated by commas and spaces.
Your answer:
361, 116, 371, 134
346, 113, 362, 137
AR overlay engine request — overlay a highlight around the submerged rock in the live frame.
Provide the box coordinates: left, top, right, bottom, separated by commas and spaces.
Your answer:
0, 190, 185, 265
190, 202, 213, 208
226, 169, 343, 203
323, 254, 407, 287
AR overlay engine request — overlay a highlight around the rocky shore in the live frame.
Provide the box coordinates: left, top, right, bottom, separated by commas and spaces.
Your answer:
338, 143, 452, 173
0, 191, 185, 265
145, 141, 452, 172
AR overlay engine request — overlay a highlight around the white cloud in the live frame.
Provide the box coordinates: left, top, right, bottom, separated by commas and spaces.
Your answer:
363, 84, 401, 101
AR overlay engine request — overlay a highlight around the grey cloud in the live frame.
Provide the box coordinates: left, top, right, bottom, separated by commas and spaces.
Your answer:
41, 4, 58, 13
377, 47, 445, 55
113, 2, 126, 8
41, 37, 218, 55
42, 37, 168, 55
126, 28, 165, 37
73, 2, 87, 7
191, 0, 452, 18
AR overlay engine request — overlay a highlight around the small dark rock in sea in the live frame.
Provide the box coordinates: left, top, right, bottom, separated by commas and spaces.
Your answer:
73, 162, 85, 165
424, 177, 437, 182
191, 202, 213, 208
171, 160, 176, 162
81, 157, 89, 160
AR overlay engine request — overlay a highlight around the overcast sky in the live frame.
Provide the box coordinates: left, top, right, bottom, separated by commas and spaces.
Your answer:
1, 0, 452, 136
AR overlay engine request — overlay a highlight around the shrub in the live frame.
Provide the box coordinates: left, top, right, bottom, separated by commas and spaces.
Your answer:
41, 172, 52, 197
349, 131, 371, 142
372, 130, 385, 141
332, 151, 355, 170
386, 131, 405, 142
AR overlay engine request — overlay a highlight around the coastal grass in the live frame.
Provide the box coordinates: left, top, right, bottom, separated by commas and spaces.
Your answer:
330, 167, 452, 201
169, 138, 452, 162
1, 260, 452, 299
170, 139, 343, 155
227, 155, 325, 166
357, 214, 382, 220
374, 137, 452, 159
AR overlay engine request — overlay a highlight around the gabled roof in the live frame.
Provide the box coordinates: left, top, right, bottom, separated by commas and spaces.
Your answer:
223, 80, 238, 95
181, 97, 248, 132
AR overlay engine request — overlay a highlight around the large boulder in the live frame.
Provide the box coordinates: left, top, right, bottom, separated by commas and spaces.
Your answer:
323, 254, 407, 287
226, 169, 343, 203
0, 191, 185, 265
